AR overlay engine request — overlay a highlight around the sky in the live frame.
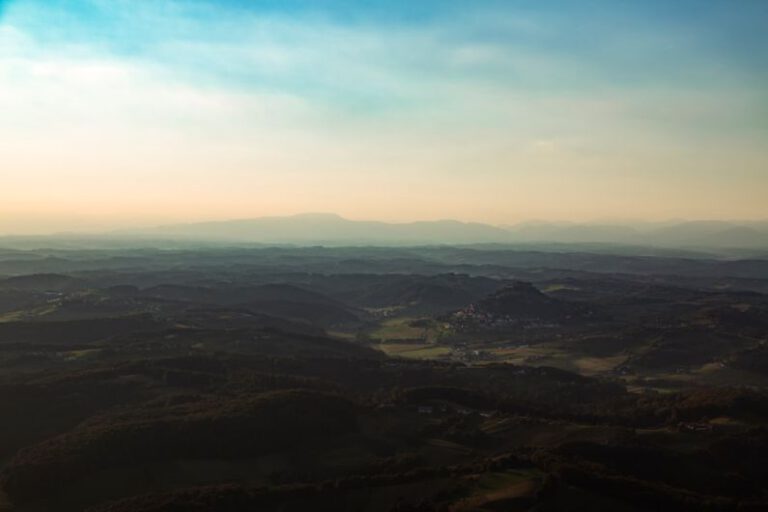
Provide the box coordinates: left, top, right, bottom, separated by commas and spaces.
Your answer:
0, 0, 767, 234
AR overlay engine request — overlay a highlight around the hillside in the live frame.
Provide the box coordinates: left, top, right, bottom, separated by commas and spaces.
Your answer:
0, 245, 766, 511
450, 282, 592, 330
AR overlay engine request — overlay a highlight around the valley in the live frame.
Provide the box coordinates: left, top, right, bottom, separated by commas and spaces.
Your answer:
0, 244, 766, 511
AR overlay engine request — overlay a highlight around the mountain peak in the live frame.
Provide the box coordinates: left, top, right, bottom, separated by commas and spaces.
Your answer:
287, 212, 346, 221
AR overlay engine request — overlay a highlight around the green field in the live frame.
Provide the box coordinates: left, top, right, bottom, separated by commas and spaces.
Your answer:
370, 317, 429, 341
0, 304, 59, 323
369, 317, 450, 343
375, 343, 452, 359
451, 469, 542, 511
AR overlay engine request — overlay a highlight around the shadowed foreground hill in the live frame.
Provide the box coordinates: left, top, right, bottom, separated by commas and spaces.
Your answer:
0, 390, 358, 503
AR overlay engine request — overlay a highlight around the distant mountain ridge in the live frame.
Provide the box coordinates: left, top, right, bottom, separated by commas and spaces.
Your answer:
117, 213, 512, 245
113, 214, 768, 249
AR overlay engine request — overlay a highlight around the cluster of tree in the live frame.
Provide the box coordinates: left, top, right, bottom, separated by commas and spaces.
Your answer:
533, 447, 767, 512
0, 390, 358, 504
0, 314, 161, 345
85, 452, 535, 512
730, 345, 768, 375
2, 346, 768, 510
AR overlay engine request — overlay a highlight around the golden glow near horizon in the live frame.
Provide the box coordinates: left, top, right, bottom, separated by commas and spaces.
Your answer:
1, 1, 767, 234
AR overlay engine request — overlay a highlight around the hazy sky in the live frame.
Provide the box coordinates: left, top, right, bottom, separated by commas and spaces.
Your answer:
1, 0, 767, 234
